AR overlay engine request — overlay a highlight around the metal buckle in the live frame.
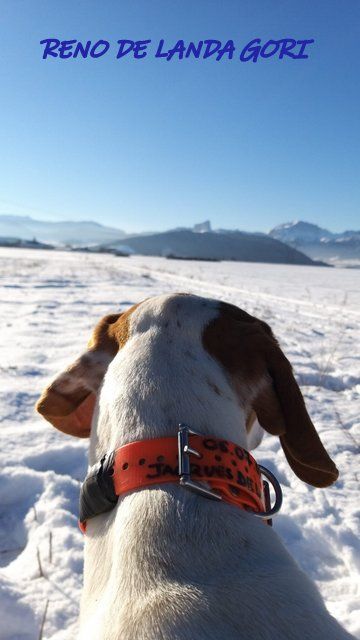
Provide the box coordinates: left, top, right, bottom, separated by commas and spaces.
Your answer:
253, 465, 283, 521
177, 423, 222, 501
177, 425, 282, 520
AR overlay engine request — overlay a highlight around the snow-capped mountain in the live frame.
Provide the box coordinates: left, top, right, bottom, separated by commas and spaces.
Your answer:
0, 215, 126, 246
270, 221, 333, 244
269, 221, 360, 266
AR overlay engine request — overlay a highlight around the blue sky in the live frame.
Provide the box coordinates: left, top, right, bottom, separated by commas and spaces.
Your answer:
0, 1, 359, 233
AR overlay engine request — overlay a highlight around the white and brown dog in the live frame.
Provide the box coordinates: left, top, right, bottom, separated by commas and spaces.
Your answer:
36, 293, 354, 640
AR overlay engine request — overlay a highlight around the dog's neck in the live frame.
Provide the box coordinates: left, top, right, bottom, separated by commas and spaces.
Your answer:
89, 309, 251, 465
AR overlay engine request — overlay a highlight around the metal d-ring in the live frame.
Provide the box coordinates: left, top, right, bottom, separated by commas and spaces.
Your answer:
253, 465, 283, 520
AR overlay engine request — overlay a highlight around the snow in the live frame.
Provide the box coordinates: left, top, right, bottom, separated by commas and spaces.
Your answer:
0, 247, 359, 639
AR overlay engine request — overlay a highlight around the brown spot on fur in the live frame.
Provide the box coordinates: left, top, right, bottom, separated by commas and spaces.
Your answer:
110, 302, 141, 349
245, 410, 257, 433
203, 301, 339, 488
87, 313, 122, 355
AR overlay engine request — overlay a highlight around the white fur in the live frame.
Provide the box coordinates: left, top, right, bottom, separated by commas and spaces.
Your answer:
79, 294, 353, 640
247, 417, 265, 450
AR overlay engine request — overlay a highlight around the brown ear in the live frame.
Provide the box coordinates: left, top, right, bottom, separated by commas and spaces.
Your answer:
254, 337, 339, 487
35, 313, 122, 437
203, 302, 338, 488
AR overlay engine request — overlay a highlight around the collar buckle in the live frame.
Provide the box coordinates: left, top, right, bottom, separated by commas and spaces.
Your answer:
177, 423, 222, 502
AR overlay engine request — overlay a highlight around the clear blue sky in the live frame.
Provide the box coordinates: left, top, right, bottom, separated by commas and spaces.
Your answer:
0, 1, 359, 233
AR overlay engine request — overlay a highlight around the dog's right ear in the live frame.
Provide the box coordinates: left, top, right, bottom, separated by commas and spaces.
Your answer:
35, 314, 122, 437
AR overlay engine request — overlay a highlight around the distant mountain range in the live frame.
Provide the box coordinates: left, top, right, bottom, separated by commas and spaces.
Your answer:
0, 214, 358, 267
0, 215, 126, 246
269, 221, 360, 266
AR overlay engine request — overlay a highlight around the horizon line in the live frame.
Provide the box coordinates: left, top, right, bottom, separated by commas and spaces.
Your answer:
0, 212, 357, 235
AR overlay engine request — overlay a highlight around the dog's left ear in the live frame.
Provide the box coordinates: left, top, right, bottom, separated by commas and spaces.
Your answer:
203, 304, 338, 488
35, 313, 122, 437
252, 329, 339, 488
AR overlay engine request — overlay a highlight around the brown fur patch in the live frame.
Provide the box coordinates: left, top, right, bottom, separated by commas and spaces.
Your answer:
109, 302, 141, 349
203, 301, 339, 487
245, 410, 257, 434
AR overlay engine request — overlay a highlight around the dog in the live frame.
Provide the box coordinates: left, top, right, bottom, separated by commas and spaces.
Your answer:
36, 293, 354, 640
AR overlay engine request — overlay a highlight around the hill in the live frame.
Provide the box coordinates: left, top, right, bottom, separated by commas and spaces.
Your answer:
108, 229, 325, 265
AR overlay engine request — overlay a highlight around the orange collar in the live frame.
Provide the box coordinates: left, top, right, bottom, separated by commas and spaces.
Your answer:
79, 426, 271, 533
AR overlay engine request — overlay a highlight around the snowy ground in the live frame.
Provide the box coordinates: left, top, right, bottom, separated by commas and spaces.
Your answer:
0, 247, 359, 640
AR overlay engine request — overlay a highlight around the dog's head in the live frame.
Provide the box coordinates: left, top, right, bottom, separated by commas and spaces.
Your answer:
36, 294, 338, 488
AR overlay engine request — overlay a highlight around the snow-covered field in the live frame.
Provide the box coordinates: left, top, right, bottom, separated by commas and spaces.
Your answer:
0, 247, 359, 640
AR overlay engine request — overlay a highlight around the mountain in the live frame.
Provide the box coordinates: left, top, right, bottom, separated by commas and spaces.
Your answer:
193, 220, 212, 233
0, 215, 126, 246
3, 214, 356, 266
270, 221, 333, 244
106, 229, 325, 265
269, 221, 360, 266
